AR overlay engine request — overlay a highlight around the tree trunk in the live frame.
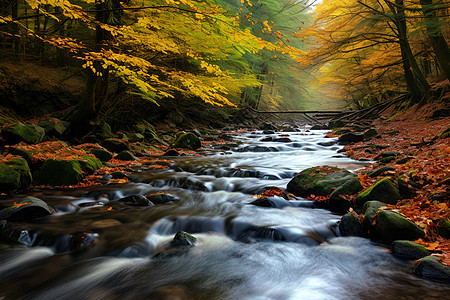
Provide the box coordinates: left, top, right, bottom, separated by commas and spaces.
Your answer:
420, 0, 450, 80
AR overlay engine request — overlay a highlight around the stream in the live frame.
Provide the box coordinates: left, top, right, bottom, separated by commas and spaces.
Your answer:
0, 128, 449, 299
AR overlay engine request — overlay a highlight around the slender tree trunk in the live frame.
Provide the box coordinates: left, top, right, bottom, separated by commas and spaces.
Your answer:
420, 0, 450, 80
385, 0, 426, 102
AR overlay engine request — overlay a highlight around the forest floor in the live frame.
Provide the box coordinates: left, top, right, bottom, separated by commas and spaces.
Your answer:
338, 102, 450, 264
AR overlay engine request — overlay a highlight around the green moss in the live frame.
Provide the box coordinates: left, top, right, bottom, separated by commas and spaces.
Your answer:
90, 149, 113, 161
0, 158, 32, 192
39, 159, 83, 186
376, 210, 425, 243
286, 166, 354, 197
391, 240, 430, 260
173, 132, 201, 150
2, 122, 45, 144
77, 156, 103, 174
356, 178, 401, 207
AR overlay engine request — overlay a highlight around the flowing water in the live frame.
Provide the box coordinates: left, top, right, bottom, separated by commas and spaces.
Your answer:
0, 129, 448, 299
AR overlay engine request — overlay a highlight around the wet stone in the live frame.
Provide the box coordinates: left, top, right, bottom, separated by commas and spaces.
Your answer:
119, 195, 154, 207
0, 197, 54, 221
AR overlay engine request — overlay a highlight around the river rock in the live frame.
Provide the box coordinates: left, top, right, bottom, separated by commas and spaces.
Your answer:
100, 138, 130, 153
436, 219, 450, 238
338, 132, 364, 145
249, 196, 293, 208
119, 195, 154, 207
171, 231, 198, 247
377, 151, 401, 159
259, 122, 277, 131
173, 132, 201, 150
163, 149, 179, 156
146, 193, 179, 205
116, 150, 138, 161
77, 156, 103, 174
39, 159, 83, 186
262, 130, 275, 134
375, 210, 425, 243
413, 256, 450, 282
329, 176, 363, 212
236, 145, 279, 152
391, 240, 430, 260
273, 137, 292, 143
286, 166, 355, 197
37, 117, 68, 138
366, 166, 396, 178
328, 120, 345, 129
363, 128, 378, 139
0, 196, 54, 221
0, 158, 32, 192
2, 122, 45, 144
310, 124, 328, 130
356, 178, 401, 207
90, 149, 113, 161
362, 200, 386, 230
339, 212, 365, 237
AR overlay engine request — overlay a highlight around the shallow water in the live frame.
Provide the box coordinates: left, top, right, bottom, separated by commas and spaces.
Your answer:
0, 129, 448, 299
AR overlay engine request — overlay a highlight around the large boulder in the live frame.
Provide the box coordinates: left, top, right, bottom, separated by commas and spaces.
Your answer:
338, 132, 364, 145
329, 176, 363, 212
0, 196, 54, 221
172, 132, 201, 150
375, 210, 425, 243
90, 149, 113, 162
286, 166, 355, 197
101, 138, 130, 153
37, 117, 68, 138
116, 150, 138, 161
356, 178, 401, 207
0, 158, 32, 192
413, 256, 450, 282
391, 240, 430, 260
2, 122, 45, 144
39, 159, 83, 186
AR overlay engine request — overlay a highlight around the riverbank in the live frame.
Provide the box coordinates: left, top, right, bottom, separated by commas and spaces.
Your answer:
336, 102, 450, 269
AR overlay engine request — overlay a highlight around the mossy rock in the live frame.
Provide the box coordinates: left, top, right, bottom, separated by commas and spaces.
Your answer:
328, 120, 345, 129
413, 256, 450, 282
375, 210, 425, 243
116, 150, 138, 161
37, 117, 68, 137
338, 132, 364, 145
77, 156, 103, 174
2, 122, 45, 144
100, 138, 130, 153
0, 196, 54, 221
362, 200, 386, 231
440, 127, 450, 139
339, 212, 365, 237
436, 219, 450, 238
286, 166, 354, 197
172, 132, 201, 150
0, 158, 32, 192
391, 240, 430, 260
329, 176, 363, 212
381, 156, 396, 163
120, 195, 154, 207
170, 231, 198, 247
378, 151, 401, 158
366, 166, 395, 178
90, 149, 113, 162
127, 132, 145, 142
39, 159, 83, 186
8, 148, 34, 167
356, 178, 401, 207
363, 128, 378, 139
